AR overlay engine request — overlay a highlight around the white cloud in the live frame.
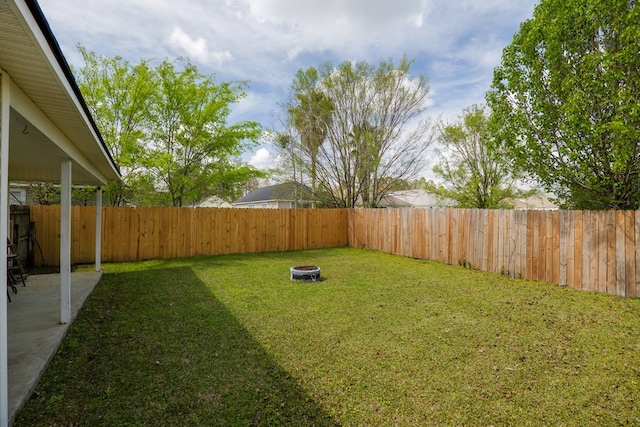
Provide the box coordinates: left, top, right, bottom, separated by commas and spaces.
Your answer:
249, 148, 275, 170
409, 11, 426, 28
236, 0, 432, 58
167, 27, 233, 65
167, 27, 207, 61
242, 0, 429, 30
38, 0, 539, 166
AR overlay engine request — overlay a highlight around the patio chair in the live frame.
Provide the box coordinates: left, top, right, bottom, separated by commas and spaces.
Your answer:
6, 277, 17, 302
7, 239, 26, 287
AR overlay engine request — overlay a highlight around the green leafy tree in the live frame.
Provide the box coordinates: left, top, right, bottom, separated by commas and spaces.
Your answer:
76, 49, 264, 207
281, 57, 435, 208
29, 183, 59, 205
72, 186, 96, 206
142, 60, 263, 207
431, 105, 533, 208
487, 0, 640, 209
74, 46, 155, 205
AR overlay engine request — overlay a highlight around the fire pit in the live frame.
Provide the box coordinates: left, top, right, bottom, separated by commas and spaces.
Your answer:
290, 265, 321, 282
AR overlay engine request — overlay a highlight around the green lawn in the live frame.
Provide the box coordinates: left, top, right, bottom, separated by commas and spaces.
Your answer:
15, 247, 640, 426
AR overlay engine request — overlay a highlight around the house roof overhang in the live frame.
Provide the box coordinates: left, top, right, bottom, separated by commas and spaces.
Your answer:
0, 0, 120, 186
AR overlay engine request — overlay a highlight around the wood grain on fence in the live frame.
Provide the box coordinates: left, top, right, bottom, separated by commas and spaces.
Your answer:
30, 206, 348, 266
31, 206, 640, 298
349, 208, 640, 298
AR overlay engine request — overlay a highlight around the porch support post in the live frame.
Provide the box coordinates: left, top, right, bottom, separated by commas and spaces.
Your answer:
60, 159, 72, 324
95, 186, 102, 272
0, 69, 11, 427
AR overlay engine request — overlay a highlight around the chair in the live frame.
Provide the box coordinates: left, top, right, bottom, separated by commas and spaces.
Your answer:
7, 239, 26, 287
6, 279, 16, 302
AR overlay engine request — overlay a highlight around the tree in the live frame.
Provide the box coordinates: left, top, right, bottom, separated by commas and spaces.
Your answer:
75, 49, 264, 207
72, 186, 97, 206
29, 183, 59, 205
141, 60, 263, 207
487, 0, 640, 209
271, 130, 302, 187
289, 68, 334, 207
281, 57, 435, 208
74, 46, 155, 205
431, 105, 533, 208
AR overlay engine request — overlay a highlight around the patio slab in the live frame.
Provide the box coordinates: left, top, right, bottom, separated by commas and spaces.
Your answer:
7, 271, 101, 424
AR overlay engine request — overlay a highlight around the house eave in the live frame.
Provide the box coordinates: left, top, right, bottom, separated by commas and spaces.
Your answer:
0, 0, 120, 185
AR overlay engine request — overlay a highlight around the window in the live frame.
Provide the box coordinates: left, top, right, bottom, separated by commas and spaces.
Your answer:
248, 203, 255, 208
9, 189, 26, 205
290, 202, 296, 209
261, 203, 268, 208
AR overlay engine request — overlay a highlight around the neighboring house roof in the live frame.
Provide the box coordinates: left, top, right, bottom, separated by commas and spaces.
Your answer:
510, 195, 558, 210
0, 0, 120, 185
380, 190, 559, 210
195, 195, 232, 208
233, 182, 312, 205
378, 190, 448, 208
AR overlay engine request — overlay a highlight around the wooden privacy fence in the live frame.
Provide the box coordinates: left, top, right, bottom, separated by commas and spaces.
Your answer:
29, 206, 640, 298
30, 206, 348, 266
349, 208, 640, 298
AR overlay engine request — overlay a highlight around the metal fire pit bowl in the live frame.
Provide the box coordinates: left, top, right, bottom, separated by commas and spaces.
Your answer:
290, 265, 321, 282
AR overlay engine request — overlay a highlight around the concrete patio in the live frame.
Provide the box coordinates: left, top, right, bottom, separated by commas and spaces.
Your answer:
6, 271, 101, 423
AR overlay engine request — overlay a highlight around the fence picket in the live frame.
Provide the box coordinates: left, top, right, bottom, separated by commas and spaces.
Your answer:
605, 210, 616, 294
30, 206, 640, 298
624, 211, 635, 298
616, 210, 626, 296
635, 211, 640, 298
572, 211, 583, 290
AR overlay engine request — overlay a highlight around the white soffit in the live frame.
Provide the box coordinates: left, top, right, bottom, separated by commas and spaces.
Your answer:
0, 0, 120, 185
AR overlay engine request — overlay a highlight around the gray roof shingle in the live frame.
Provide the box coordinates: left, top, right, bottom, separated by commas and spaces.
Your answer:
233, 182, 312, 204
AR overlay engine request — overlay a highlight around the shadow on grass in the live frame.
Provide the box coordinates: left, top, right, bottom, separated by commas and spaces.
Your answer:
15, 266, 338, 426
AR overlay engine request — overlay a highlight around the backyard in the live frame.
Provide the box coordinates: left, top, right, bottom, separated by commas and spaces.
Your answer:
14, 247, 640, 426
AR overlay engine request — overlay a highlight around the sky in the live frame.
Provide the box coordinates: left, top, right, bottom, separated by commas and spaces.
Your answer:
38, 0, 539, 174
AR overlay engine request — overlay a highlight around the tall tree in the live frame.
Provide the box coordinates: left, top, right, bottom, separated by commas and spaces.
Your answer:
282, 57, 435, 208
349, 121, 380, 207
272, 130, 301, 187
76, 49, 264, 207
142, 60, 263, 207
487, 0, 640, 209
431, 105, 532, 208
289, 68, 333, 207
74, 46, 155, 205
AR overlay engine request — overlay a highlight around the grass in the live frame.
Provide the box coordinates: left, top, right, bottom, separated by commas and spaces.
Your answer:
14, 247, 640, 426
